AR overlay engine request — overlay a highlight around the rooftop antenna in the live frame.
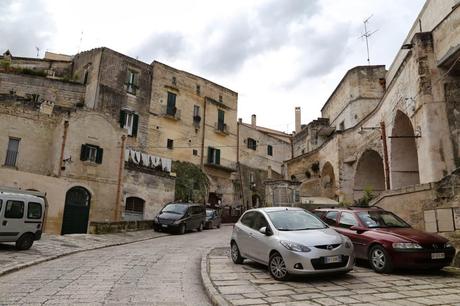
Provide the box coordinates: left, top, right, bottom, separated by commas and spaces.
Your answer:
78, 31, 84, 53
360, 15, 378, 65
35, 47, 40, 58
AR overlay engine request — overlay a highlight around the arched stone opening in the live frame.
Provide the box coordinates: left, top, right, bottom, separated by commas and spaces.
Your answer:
390, 111, 420, 189
321, 162, 336, 199
354, 150, 385, 201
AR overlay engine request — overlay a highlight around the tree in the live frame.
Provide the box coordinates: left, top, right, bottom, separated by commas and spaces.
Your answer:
173, 161, 209, 203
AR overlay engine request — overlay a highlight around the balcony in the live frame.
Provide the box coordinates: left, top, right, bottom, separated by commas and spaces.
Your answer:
160, 105, 181, 120
214, 122, 229, 135
205, 160, 237, 172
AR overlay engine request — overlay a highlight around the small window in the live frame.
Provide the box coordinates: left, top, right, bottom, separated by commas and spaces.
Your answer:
119, 110, 139, 137
125, 197, 144, 214
4, 138, 20, 167
80, 144, 103, 164
339, 212, 358, 228
167, 92, 177, 116
324, 211, 338, 226
5, 200, 24, 219
193, 149, 198, 156
207, 147, 220, 165
27, 202, 42, 219
126, 69, 139, 95
196, 85, 200, 95
219, 95, 223, 103
172, 76, 177, 86
167, 139, 174, 149
247, 138, 257, 150
193, 105, 201, 123
267, 145, 273, 156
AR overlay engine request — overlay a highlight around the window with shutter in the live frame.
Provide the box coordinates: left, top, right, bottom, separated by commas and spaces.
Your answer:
126, 69, 139, 95
120, 110, 139, 137
267, 145, 273, 156
207, 147, 221, 165
167, 92, 176, 116
247, 138, 257, 150
95, 147, 104, 164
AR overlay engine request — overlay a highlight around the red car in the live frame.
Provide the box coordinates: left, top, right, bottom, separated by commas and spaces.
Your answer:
314, 207, 456, 273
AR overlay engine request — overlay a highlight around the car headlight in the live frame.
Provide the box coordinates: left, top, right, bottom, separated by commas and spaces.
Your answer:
280, 240, 311, 252
445, 242, 453, 248
392, 242, 422, 249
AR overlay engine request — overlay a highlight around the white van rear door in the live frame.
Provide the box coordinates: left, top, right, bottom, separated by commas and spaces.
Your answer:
1, 199, 26, 241
25, 201, 44, 232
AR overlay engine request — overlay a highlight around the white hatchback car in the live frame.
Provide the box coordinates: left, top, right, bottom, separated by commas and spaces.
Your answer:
231, 207, 354, 280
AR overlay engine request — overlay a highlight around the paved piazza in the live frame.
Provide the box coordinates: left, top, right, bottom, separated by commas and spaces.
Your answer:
206, 248, 460, 306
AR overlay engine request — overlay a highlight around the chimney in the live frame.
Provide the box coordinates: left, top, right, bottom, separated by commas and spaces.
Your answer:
295, 107, 301, 133
251, 114, 256, 128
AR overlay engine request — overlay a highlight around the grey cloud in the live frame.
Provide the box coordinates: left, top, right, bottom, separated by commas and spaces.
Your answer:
134, 32, 186, 63
0, 0, 55, 57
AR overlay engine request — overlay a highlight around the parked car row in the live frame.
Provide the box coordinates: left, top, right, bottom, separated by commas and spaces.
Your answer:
153, 202, 221, 234
230, 206, 456, 281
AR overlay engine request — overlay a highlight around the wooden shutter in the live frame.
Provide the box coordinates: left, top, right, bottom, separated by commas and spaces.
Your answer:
215, 149, 221, 165
218, 109, 225, 124
119, 110, 126, 128
95, 147, 104, 164
132, 114, 139, 137
207, 147, 213, 163
80, 144, 89, 161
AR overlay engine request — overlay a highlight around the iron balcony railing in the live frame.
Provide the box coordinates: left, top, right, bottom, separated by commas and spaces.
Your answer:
160, 105, 181, 120
214, 122, 229, 135
4, 150, 18, 167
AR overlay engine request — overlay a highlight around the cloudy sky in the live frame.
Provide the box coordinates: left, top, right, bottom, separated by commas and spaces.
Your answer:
1, 0, 425, 132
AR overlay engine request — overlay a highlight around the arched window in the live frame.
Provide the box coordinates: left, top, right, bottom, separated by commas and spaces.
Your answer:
125, 197, 145, 220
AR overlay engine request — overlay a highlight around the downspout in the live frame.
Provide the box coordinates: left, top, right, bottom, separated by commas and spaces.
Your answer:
200, 97, 207, 168
380, 121, 391, 189
236, 120, 245, 210
290, 136, 294, 159
115, 135, 126, 221
58, 120, 69, 177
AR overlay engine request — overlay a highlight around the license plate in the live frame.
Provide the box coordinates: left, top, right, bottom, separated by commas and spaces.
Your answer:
161, 224, 168, 228
324, 255, 342, 264
431, 252, 445, 259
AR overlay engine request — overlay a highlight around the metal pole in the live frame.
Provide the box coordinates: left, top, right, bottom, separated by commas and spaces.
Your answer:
380, 121, 391, 189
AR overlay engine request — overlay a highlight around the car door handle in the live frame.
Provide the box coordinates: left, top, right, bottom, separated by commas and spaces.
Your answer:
2, 221, 7, 226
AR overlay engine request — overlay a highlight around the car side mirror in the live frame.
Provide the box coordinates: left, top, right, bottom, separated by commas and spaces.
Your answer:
259, 226, 273, 236
350, 225, 367, 233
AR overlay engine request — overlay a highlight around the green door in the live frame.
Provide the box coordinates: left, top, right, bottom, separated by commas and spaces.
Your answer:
61, 187, 91, 235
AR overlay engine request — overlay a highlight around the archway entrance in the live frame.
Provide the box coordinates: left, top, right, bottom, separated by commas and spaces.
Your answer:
61, 186, 91, 235
354, 150, 386, 201
321, 162, 336, 199
251, 194, 261, 208
390, 111, 420, 189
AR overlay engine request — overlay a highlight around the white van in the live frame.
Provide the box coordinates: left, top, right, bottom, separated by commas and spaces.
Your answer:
0, 187, 46, 250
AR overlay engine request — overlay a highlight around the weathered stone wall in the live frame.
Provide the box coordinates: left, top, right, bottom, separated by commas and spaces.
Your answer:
123, 167, 175, 220
0, 73, 85, 108
88, 220, 154, 234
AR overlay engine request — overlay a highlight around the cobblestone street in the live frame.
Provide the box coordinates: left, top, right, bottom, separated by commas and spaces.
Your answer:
205, 248, 460, 306
0, 227, 231, 305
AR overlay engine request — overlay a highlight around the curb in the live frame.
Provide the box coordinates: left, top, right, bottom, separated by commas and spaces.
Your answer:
0, 232, 169, 277
201, 248, 231, 306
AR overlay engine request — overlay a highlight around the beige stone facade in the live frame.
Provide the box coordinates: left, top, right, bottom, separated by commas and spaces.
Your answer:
286, 1, 460, 241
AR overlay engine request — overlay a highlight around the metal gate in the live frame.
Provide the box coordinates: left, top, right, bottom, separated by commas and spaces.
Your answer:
61, 186, 91, 235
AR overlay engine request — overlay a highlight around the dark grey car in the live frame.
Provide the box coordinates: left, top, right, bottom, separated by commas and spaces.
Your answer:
153, 203, 206, 234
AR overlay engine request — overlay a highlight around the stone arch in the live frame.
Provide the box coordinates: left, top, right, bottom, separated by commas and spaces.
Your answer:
320, 162, 336, 199
390, 110, 420, 189
353, 149, 385, 201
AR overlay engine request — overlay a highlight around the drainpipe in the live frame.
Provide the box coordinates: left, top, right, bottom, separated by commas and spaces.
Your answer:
200, 97, 207, 168
380, 121, 391, 189
115, 135, 126, 221
58, 120, 69, 177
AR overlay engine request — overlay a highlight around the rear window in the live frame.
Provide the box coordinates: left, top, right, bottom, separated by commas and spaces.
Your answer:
27, 202, 42, 219
5, 200, 24, 219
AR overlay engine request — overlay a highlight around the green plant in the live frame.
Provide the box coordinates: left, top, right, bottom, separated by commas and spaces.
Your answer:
0, 60, 10, 71
19, 68, 47, 77
173, 161, 209, 203
355, 185, 374, 207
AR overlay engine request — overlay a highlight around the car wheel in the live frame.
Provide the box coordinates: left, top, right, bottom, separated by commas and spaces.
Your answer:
369, 245, 393, 273
15, 233, 34, 250
230, 242, 244, 264
178, 224, 186, 235
269, 252, 289, 281
197, 223, 203, 232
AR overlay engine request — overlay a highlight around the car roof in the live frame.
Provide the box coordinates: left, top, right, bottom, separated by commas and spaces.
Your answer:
0, 191, 45, 203
315, 206, 384, 212
166, 202, 202, 206
247, 207, 305, 213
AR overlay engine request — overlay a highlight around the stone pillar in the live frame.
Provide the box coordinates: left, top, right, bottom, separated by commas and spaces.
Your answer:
251, 114, 256, 127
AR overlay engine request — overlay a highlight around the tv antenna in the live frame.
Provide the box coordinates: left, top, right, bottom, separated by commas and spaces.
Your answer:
360, 15, 378, 65
35, 47, 40, 58
78, 31, 84, 53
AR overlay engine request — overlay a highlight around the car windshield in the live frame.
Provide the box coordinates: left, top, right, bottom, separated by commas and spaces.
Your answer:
162, 203, 188, 215
357, 211, 410, 228
206, 210, 214, 217
267, 210, 327, 231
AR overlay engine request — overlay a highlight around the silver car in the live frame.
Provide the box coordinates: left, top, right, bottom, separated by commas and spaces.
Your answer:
230, 207, 354, 280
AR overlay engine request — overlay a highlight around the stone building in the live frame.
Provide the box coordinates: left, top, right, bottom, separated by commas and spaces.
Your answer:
286, 0, 460, 250
237, 115, 291, 209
